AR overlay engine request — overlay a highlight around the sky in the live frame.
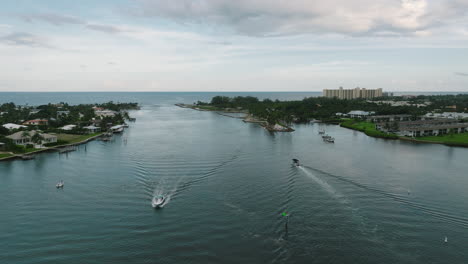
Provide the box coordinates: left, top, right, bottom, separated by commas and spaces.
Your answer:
0, 0, 468, 92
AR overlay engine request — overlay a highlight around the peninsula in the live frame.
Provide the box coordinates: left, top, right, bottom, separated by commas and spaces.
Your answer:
0, 101, 139, 160
178, 94, 468, 147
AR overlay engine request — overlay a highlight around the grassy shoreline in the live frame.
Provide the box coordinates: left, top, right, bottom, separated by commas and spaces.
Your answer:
340, 120, 399, 139
0, 132, 103, 161
341, 120, 468, 147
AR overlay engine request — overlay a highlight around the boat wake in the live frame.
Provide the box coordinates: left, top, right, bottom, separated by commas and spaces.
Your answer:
303, 165, 468, 228
298, 166, 348, 204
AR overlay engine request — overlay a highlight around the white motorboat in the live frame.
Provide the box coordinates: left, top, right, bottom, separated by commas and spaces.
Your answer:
56, 181, 64, 188
152, 196, 165, 208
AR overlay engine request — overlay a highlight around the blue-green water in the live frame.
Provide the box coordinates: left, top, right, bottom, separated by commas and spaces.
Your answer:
1, 93, 468, 263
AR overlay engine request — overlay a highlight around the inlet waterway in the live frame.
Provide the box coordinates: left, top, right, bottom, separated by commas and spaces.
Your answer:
1, 92, 468, 264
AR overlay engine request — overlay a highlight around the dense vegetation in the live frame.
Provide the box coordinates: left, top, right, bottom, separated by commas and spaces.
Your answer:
0, 101, 138, 154
199, 94, 468, 125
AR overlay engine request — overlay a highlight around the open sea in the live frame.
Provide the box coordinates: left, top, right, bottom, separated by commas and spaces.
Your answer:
1, 92, 468, 263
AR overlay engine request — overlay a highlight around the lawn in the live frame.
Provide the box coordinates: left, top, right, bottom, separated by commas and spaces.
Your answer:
341, 120, 399, 139
56, 133, 102, 144
417, 132, 468, 145
0, 153, 13, 159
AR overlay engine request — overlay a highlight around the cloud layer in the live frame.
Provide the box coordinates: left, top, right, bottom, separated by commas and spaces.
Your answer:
132, 0, 468, 37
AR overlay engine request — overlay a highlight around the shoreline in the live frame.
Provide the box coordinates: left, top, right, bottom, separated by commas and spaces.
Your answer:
176, 104, 295, 132
0, 133, 103, 162
340, 123, 468, 148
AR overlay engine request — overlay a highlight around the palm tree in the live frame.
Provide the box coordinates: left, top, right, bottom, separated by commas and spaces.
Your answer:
31, 133, 44, 146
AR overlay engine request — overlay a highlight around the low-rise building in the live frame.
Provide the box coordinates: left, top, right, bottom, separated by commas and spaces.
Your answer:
83, 125, 100, 133
367, 114, 412, 123
425, 112, 468, 119
0, 142, 5, 151
57, 111, 70, 118
6, 130, 57, 146
59, 124, 77, 131
377, 119, 468, 137
95, 110, 117, 117
347, 110, 375, 118
23, 119, 48, 126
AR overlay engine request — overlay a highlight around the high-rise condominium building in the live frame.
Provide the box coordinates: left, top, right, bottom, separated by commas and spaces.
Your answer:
323, 87, 383, 99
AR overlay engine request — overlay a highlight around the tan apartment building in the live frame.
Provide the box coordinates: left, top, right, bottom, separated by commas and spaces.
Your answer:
323, 87, 383, 99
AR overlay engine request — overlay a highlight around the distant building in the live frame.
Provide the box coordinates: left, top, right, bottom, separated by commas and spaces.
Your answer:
59, 124, 77, 131
425, 112, 468, 119
347, 110, 375, 118
367, 114, 413, 123
23, 119, 49, 126
57, 111, 70, 118
95, 110, 117, 117
83, 125, 100, 133
323, 87, 383, 99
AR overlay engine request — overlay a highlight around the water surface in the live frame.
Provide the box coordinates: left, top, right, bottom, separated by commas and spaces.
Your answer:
1, 93, 468, 263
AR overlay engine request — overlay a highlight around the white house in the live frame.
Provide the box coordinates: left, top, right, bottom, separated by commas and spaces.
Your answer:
95, 110, 117, 117
6, 130, 57, 146
59, 124, 77, 131
83, 125, 100, 133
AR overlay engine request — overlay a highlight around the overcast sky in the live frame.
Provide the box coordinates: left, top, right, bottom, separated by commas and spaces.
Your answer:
1, 0, 468, 92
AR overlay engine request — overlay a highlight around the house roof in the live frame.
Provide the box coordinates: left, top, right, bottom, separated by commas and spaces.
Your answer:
6, 130, 56, 140
3, 123, 27, 129
84, 125, 99, 129
60, 124, 77, 130
348, 110, 374, 116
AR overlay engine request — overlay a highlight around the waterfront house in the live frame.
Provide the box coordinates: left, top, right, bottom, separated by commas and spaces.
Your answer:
23, 119, 49, 126
3, 123, 27, 130
95, 110, 117, 117
7, 130, 57, 146
83, 125, 100, 133
0, 142, 5, 151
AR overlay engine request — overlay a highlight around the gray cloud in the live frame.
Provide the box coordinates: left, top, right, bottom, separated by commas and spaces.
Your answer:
130, 0, 468, 37
19, 13, 129, 35
455, 72, 468, 77
85, 24, 127, 34
0, 32, 50, 48
21, 13, 84, 26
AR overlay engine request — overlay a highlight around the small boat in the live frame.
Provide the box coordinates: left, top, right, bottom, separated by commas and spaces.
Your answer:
152, 196, 165, 208
292, 159, 300, 167
324, 137, 335, 143
56, 181, 64, 188
122, 123, 129, 128
322, 134, 331, 139
21, 155, 35, 160
318, 129, 325, 135
445, 236, 448, 243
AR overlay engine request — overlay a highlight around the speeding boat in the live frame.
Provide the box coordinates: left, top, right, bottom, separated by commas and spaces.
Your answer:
292, 159, 300, 167
151, 196, 165, 208
56, 181, 64, 188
